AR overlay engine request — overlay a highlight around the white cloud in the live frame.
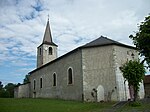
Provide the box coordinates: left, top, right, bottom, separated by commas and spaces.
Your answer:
0, 0, 150, 84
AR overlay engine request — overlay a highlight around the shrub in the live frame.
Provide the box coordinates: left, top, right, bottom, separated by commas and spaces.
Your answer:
129, 101, 141, 107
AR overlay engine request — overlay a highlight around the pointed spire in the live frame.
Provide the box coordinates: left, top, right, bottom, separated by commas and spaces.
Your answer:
42, 17, 52, 44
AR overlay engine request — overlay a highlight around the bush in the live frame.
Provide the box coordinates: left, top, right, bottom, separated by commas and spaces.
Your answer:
129, 101, 141, 107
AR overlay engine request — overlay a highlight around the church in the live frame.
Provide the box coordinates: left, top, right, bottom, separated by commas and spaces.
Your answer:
14, 19, 145, 102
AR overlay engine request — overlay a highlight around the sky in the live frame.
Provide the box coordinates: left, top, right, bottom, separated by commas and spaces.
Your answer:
0, 0, 150, 85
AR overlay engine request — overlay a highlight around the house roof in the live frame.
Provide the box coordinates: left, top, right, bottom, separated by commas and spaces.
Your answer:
29, 36, 136, 74
144, 75, 150, 84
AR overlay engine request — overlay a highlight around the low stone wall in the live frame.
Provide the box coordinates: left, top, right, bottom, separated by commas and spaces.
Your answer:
14, 83, 30, 98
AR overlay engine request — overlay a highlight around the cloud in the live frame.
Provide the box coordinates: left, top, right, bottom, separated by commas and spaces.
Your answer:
0, 0, 150, 84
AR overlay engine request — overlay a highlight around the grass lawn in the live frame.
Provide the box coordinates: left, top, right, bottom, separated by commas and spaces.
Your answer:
0, 98, 114, 112
117, 101, 150, 112
0, 98, 150, 112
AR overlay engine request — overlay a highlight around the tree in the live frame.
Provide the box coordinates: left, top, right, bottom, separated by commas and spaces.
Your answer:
0, 82, 16, 98
23, 74, 30, 84
4, 83, 16, 98
0, 81, 3, 90
129, 15, 150, 69
0, 81, 10, 98
120, 60, 145, 101
0, 81, 5, 97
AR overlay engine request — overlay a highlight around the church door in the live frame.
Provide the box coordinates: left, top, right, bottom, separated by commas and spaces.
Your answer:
97, 85, 104, 102
33, 92, 36, 98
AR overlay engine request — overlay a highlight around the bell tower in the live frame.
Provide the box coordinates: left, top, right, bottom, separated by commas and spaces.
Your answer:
37, 18, 58, 68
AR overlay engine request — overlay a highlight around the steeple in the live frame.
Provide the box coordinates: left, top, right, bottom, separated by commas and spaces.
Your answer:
42, 18, 53, 44
41, 18, 57, 46
37, 17, 58, 68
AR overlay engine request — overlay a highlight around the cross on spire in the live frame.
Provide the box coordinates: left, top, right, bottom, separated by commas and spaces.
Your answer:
48, 14, 49, 21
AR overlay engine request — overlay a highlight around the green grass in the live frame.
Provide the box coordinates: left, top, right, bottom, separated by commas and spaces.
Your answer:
0, 98, 150, 112
0, 98, 114, 112
117, 101, 150, 112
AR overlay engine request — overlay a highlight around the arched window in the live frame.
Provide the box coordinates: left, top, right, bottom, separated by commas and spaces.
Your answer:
40, 77, 42, 88
49, 47, 52, 55
53, 73, 57, 86
33, 79, 36, 90
39, 48, 42, 55
68, 68, 73, 84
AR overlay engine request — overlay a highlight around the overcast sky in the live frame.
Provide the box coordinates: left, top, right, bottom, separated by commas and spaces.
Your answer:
0, 0, 150, 85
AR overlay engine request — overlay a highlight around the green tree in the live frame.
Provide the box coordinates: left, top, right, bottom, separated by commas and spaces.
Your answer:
0, 81, 10, 98
129, 15, 150, 69
0, 81, 5, 97
4, 83, 16, 98
120, 60, 145, 101
23, 74, 30, 84
0, 81, 3, 90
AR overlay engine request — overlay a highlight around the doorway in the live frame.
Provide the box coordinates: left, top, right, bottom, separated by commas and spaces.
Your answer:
97, 85, 104, 102
33, 92, 36, 98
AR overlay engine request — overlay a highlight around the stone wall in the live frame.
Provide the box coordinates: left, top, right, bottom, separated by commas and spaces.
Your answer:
82, 45, 145, 102
28, 44, 145, 102
37, 44, 57, 68
82, 45, 117, 102
144, 83, 150, 98
29, 49, 83, 101
144, 75, 150, 98
14, 83, 30, 98
113, 45, 145, 100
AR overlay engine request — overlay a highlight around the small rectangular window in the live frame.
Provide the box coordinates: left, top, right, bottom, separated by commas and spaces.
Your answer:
40, 78, 42, 88
53, 73, 57, 86
39, 48, 42, 55
33, 80, 36, 90
68, 68, 73, 85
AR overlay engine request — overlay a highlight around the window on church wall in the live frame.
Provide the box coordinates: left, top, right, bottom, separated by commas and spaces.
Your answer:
68, 68, 73, 85
33, 79, 36, 90
53, 73, 57, 86
40, 78, 43, 88
49, 47, 53, 55
39, 48, 42, 55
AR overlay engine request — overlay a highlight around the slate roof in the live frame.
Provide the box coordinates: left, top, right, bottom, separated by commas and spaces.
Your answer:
81, 36, 135, 49
38, 20, 58, 47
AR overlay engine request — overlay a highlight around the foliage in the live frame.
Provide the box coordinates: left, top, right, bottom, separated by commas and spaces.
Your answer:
120, 60, 145, 101
129, 101, 141, 107
0, 81, 3, 90
129, 15, 150, 69
0, 90, 10, 98
23, 74, 30, 84
0, 81, 6, 98
4, 83, 16, 98
0, 81, 16, 98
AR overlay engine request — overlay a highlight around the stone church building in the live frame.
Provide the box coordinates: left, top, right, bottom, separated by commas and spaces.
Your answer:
14, 19, 145, 102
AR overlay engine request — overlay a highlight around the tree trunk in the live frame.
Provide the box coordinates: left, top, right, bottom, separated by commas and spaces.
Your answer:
129, 84, 134, 101
133, 86, 138, 102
